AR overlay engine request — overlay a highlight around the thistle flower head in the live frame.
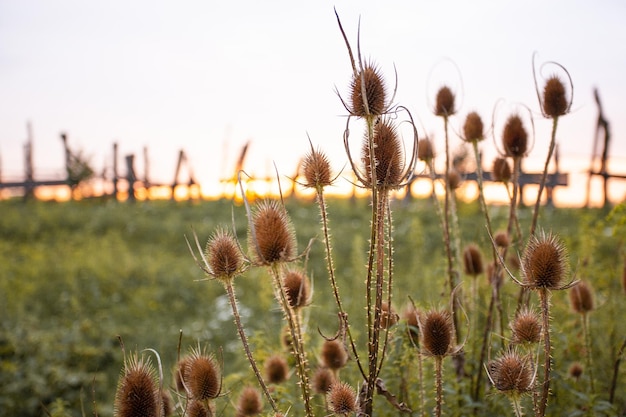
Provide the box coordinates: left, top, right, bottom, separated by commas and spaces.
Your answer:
302, 146, 333, 189
521, 230, 569, 290
487, 349, 534, 394
236, 386, 263, 416
206, 228, 244, 282
494, 231, 510, 248
249, 200, 296, 265
264, 354, 289, 384
510, 307, 542, 345
114, 354, 160, 417
186, 349, 221, 400
327, 382, 357, 416
350, 63, 387, 117
434, 85, 456, 117
312, 367, 336, 394
502, 114, 529, 158
282, 268, 311, 309
361, 118, 404, 189
542, 75, 570, 118
420, 309, 454, 357
463, 111, 484, 142
491, 157, 512, 182
320, 339, 349, 371
569, 280, 594, 314
463, 243, 484, 277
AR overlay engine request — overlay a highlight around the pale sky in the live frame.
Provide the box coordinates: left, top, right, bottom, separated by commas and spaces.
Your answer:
1, 0, 625, 197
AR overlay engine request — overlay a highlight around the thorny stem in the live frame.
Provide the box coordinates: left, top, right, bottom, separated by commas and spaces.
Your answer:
471, 140, 496, 262
530, 116, 559, 238
269, 264, 313, 417
224, 282, 279, 413
473, 285, 496, 402
538, 288, 552, 417
434, 356, 444, 417
510, 394, 524, 417
316, 188, 365, 377
581, 313, 595, 394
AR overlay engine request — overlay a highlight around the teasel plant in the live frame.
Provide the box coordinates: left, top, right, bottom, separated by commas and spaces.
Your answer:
114, 349, 163, 417
530, 54, 573, 237
568, 280, 595, 394
495, 229, 578, 417
335, 10, 418, 416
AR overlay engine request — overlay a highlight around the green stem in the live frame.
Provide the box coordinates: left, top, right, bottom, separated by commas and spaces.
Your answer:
581, 313, 595, 394
435, 356, 444, 417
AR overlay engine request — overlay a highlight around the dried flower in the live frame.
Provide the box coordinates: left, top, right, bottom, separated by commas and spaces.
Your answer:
420, 309, 454, 357
494, 231, 510, 248
502, 114, 528, 158
186, 350, 221, 400
362, 118, 404, 189
302, 146, 333, 189
521, 230, 569, 290
487, 349, 534, 394
463, 243, 484, 277
264, 354, 289, 384
463, 111, 484, 142
249, 200, 296, 265
542, 75, 569, 118
206, 228, 244, 282
321, 339, 349, 371
569, 362, 584, 380
569, 280, 594, 314
327, 382, 357, 416
114, 354, 160, 417
491, 157, 512, 182
283, 269, 311, 309
434, 86, 455, 117
380, 301, 399, 329
417, 138, 434, 162
236, 386, 263, 416
312, 367, 336, 394
350, 63, 387, 117
186, 400, 216, 417
510, 307, 542, 345
447, 169, 462, 190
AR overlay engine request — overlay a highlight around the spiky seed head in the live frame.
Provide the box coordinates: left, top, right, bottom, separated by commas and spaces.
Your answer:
312, 367, 336, 394
302, 147, 332, 189
463, 111, 484, 142
494, 231, 510, 248
380, 301, 399, 329
186, 350, 221, 400
321, 339, 349, 371
447, 169, 461, 190
491, 157, 512, 182
174, 356, 192, 393
361, 119, 404, 189
161, 389, 173, 417
249, 200, 296, 265
236, 386, 263, 416
487, 262, 504, 290
502, 114, 528, 158
510, 307, 542, 345
434, 86, 455, 116
488, 349, 534, 393
264, 354, 289, 384
521, 231, 569, 290
463, 243, 484, 276
350, 63, 387, 117
283, 269, 310, 309
186, 400, 216, 417
327, 382, 357, 416
569, 280, 594, 314
417, 138, 434, 162
421, 309, 454, 357
114, 354, 160, 417
569, 362, 583, 380
206, 228, 244, 281
542, 75, 569, 118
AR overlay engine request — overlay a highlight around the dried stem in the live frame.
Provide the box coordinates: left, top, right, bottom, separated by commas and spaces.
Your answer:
434, 356, 444, 417
537, 288, 552, 417
530, 116, 559, 238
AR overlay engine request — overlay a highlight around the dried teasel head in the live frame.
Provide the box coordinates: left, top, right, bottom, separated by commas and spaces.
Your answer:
510, 307, 542, 345
301, 145, 333, 190
264, 354, 289, 384
161, 389, 173, 417
320, 339, 349, 371
114, 354, 160, 417
282, 268, 311, 309
312, 367, 336, 394
380, 301, 399, 329
417, 137, 434, 162
434, 85, 456, 117
447, 169, 462, 190
502, 114, 528, 158
463, 243, 484, 277
327, 381, 358, 416
491, 157, 512, 183
420, 309, 454, 357
463, 111, 485, 143
521, 230, 569, 290
205, 228, 244, 282
186, 399, 216, 417
569, 280, 594, 314
186, 349, 221, 401
494, 231, 510, 248
174, 356, 192, 393
541, 75, 570, 118
487, 349, 534, 394
569, 362, 584, 380
236, 386, 263, 416
350, 62, 388, 117
249, 200, 296, 265
361, 118, 404, 189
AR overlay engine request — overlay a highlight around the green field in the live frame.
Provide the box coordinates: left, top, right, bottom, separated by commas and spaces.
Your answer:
1, 197, 625, 416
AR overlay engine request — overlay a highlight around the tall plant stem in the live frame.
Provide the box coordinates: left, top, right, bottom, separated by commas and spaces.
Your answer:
471, 141, 496, 257
269, 264, 313, 417
530, 116, 559, 237
434, 356, 444, 417
538, 288, 552, 417
609, 337, 626, 404
316, 189, 364, 377
509, 395, 524, 417
223, 282, 279, 413
581, 313, 595, 394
